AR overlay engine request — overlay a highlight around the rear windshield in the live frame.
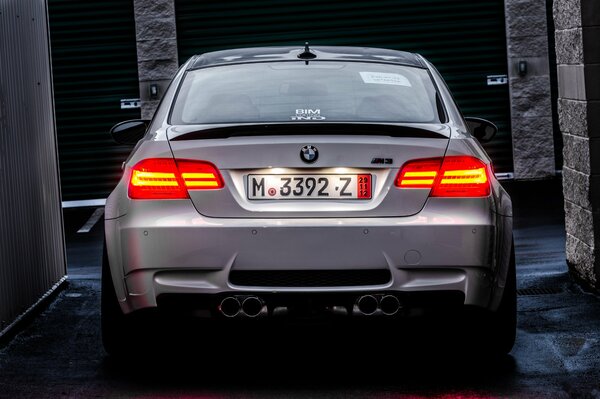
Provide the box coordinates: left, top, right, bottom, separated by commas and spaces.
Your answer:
170, 61, 441, 125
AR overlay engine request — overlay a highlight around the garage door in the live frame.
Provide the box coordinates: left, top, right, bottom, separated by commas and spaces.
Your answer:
48, 1, 140, 201
175, 0, 513, 173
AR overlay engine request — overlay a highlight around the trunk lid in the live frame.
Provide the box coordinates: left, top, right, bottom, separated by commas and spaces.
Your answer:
168, 123, 450, 218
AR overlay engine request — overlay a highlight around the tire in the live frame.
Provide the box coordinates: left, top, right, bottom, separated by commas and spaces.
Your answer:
101, 240, 130, 356
487, 240, 517, 355
461, 240, 516, 356
474, 242, 517, 356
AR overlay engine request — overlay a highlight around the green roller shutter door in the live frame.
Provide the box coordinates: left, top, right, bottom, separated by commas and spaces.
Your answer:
48, 1, 140, 201
175, 0, 513, 173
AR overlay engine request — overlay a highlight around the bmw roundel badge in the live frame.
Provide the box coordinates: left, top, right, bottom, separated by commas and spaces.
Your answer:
300, 145, 318, 163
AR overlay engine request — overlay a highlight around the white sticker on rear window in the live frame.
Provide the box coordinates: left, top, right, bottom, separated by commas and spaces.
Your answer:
359, 72, 412, 87
291, 109, 326, 121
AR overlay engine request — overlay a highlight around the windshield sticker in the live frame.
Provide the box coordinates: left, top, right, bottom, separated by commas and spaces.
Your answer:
359, 71, 412, 87
291, 109, 326, 121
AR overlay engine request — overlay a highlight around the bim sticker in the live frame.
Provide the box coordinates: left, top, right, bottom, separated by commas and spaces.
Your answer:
291, 109, 326, 120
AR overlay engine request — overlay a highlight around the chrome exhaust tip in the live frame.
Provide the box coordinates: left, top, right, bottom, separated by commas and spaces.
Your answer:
379, 295, 401, 316
219, 297, 241, 318
356, 295, 378, 315
241, 296, 264, 317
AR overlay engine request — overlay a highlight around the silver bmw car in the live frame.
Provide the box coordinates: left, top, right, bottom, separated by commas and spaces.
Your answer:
103, 45, 515, 355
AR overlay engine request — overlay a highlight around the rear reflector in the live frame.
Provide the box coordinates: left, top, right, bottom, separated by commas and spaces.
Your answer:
128, 158, 223, 200
396, 156, 490, 197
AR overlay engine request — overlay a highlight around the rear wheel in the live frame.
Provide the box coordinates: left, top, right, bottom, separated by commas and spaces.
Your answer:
469, 240, 517, 356
488, 241, 517, 354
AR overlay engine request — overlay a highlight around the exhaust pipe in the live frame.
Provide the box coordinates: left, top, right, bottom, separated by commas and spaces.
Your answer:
356, 295, 378, 315
242, 296, 264, 317
219, 297, 241, 318
379, 295, 401, 316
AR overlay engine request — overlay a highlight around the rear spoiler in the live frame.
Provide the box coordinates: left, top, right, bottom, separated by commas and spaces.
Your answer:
169, 122, 450, 141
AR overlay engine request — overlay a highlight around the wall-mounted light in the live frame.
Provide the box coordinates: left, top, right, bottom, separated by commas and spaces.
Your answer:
149, 83, 159, 100
518, 60, 528, 77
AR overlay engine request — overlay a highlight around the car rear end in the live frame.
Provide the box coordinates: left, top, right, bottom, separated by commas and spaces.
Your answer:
103, 48, 513, 346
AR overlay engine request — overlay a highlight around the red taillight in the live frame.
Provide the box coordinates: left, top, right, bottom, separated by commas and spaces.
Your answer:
395, 158, 442, 188
396, 156, 491, 197
431, 156, 490, 197
128, 158, 223, 200
176, 160, 224, 190
129, 158, 186, 199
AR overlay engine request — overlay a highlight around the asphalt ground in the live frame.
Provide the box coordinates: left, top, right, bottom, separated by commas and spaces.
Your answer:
1, 179, 600, 398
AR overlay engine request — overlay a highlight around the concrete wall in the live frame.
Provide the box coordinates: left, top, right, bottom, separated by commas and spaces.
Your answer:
0, 0, 67, 337
505, 0, 556, 179
134, 0, 179, 120
554, 0, 600, 288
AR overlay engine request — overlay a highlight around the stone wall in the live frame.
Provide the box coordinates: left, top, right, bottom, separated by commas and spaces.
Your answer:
133, 0, 179, 120
554, 0, 600, 288
505, 0, 556, 179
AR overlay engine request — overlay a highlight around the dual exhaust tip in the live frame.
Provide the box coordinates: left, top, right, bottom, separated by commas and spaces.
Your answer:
219, 296, 264, 318
356, 294, 402, 316
219, 294, 401, 318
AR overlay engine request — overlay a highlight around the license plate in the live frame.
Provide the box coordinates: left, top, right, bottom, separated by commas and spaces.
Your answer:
247, 174, 372, 200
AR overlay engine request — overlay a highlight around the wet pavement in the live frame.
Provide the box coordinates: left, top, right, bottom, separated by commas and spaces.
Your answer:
1, 179, 600, 398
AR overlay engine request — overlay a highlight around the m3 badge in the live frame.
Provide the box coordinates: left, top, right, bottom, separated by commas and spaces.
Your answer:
371, 158, 393, 164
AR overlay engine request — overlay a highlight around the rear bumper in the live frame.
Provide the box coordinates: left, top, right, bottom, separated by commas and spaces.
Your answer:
105, 197, 509, 315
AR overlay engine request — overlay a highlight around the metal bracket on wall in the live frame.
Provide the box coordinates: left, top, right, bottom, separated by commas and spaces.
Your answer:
486, 75, 508, 86
120, 98, 141, 109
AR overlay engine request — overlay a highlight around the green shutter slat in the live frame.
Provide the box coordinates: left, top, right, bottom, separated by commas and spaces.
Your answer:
175, 0, 513, 173
48, 0, 140, 201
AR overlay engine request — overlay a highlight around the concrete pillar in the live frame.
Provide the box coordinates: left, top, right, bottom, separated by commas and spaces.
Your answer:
505, 0, 556, 179
554, 0, 600, 288
133, 0, 179, 120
